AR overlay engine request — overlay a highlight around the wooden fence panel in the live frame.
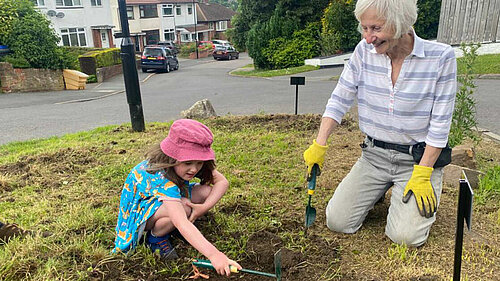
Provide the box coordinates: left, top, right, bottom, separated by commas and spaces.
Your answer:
437, 0, 500, 44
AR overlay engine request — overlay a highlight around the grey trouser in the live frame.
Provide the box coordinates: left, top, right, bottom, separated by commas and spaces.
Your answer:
325, 137, 443, 247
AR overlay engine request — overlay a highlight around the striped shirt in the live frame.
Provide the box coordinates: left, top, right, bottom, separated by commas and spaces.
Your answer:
323, 31, 457, 148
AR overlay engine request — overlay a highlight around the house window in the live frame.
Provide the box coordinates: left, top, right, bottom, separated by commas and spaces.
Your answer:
139, 5, 158, 18
126, 6, 134, 19
61, 28, 87, 46
175, 5, 181, 15
216, 21, 227, 31
208, 22, 214, 29
90, 0, 101, 6
162, 4, 173, 16
187, 4, 192, 15
32, 0, 45, 6
181, 33, 190, 41
56, 0, 81, 6
164, 29, 175, 41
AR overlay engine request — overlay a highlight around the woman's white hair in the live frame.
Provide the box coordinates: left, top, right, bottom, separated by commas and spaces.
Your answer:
354, 0, 418, 39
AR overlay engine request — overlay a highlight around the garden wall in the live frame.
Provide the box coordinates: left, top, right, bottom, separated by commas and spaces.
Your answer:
96, 64, 122, 83
0, 62, 64, 93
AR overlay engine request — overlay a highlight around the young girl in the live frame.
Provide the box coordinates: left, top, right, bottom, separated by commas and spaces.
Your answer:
113, 119, 241, 276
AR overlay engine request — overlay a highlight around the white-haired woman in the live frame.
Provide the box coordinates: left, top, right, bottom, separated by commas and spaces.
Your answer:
304, 0, 456, 247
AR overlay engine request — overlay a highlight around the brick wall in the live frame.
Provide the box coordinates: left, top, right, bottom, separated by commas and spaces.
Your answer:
0, 62, 64, 93
96, 64, 123, 83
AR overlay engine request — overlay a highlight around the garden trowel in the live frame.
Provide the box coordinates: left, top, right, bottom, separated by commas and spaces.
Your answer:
305, 164, 319, 233
192, 249, 282, 281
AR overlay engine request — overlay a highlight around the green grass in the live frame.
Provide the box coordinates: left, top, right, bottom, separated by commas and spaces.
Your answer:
457, 53, 500, 75
0, 115, 499, 281
230, 64, 319, 77
476, 165, 500, 204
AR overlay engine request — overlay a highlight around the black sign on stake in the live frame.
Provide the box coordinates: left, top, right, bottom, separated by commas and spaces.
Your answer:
453, 170, 474, 281
290, 77, 305, 115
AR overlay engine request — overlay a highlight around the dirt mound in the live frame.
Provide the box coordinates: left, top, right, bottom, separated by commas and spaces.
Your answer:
0, 147, 104, 191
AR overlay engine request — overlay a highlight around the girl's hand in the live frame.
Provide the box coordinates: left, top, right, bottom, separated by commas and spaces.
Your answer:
208, 252, 242, 276
185, 201, 207, 223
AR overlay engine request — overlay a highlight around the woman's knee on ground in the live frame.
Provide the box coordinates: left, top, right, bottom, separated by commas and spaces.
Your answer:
325, 201, 361, 234
385, 226, 429, 247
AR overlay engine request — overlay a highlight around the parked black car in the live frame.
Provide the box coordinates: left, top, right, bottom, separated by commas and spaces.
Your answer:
213, 45, 239, 60
141, 46, 179, 73
157, 41, 179, 54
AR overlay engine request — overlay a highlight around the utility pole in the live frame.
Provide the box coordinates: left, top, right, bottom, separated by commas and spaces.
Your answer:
192, 0, 198, 59
117, 0, 145, 132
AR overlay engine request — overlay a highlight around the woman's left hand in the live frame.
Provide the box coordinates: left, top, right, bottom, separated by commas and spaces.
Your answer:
186, 201, 208, 222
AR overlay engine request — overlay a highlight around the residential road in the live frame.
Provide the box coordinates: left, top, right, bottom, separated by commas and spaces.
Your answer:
1, 53, 499, 145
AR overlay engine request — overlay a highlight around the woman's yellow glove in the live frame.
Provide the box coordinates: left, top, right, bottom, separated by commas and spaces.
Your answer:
402, 165, 437, 218
303, 140, 328, 176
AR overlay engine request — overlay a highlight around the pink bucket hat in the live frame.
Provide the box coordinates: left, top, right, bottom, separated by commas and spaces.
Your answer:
160, 119, 215, 162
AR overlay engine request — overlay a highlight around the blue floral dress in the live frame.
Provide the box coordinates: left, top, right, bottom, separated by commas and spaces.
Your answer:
113, 160, 194, 254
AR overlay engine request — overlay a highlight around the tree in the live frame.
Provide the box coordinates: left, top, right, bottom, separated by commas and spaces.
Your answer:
233, 0, 329, 68
0, 0, 66, 69
228, 0, 279, 50
414, 0, 441, 39
208, 0, 238, 10
320, 0, 359, 55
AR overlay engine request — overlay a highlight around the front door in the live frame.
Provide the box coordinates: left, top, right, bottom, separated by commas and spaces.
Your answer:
100, 30, 110, 48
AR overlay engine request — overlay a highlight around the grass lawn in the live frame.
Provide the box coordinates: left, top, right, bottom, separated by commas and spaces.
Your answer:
230, 65, 319, 77
458, 53, 500, 75
0, 115, 499, 280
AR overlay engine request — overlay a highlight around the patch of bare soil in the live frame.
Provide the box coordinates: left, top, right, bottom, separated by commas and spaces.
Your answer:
0, 147, 105, 192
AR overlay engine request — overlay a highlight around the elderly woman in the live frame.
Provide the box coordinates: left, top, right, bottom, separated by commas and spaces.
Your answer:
304, 0, 456, 247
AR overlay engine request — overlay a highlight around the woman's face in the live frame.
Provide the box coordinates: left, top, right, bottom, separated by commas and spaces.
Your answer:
174, 160, 204, 181
359, 7, 397, 54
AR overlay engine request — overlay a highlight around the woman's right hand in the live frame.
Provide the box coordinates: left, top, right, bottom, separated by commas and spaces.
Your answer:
208, 251, 242, 276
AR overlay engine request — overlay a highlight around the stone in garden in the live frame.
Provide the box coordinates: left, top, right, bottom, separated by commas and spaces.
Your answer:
451, 144, 476, 169
180, 99, 217, 119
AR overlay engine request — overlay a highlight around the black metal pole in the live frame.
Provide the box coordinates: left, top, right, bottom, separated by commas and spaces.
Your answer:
193, 0, 198, 59
118, 0, 145, 132
453, 183, 465, 281
295, 85, 299, 115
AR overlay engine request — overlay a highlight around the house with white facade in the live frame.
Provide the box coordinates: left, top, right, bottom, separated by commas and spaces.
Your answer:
111, 0, 209, 52
34, 0, 116, 48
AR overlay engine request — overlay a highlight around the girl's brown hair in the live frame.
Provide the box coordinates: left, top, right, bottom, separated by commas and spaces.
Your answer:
145, 144, 215, 197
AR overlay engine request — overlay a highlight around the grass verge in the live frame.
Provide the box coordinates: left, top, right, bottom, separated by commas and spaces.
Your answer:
0, 115, 499, 281
230, 65, 320, 77
458, 53, 500, 75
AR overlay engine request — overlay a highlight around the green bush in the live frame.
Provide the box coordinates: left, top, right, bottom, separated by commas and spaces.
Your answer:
319, 32, 342, 56
80, 48, 121, 68
414, 0, 441, 39
3, 5, 67, 69
78, 48, 121, 75
60, 46, 99, 71
0, 0, 18, 44
247, 4, 299, 69
449, 43, 480, 148
320, 0, 359, 55
1, 55, 30, 68
263, 23, 320, 69
179, 42, 196, 57
87, 74, 97, 83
